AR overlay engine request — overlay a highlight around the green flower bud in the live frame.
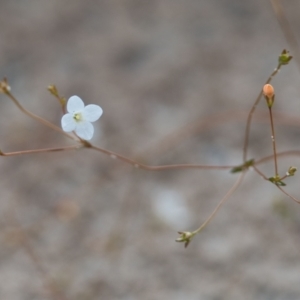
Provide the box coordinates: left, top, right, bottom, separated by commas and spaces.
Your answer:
279, 49, 293, 65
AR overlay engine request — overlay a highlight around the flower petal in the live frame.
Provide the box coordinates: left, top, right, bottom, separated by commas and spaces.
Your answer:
82, 104, 103, 122
67, 96, 84, 113
61, 113, 76, 132
75, 121, 94, 140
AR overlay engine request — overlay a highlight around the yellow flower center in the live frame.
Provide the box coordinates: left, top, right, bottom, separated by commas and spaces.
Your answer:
73, 112, 82, 122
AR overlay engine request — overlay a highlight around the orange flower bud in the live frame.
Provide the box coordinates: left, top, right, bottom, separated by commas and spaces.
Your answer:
263, 84, 275, 108
263, 84, 274, 99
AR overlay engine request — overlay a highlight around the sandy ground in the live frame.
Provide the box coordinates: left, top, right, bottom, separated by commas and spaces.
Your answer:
1, 1, 300, 299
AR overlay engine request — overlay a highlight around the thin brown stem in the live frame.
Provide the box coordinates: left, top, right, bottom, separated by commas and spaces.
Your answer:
90, 144, 235, 171
53, 95, 66, 115
5, 91, 76, 141
0, 141, 236, 170
276, 185, 300, 204
268, 107, 278, 176
243, 64, 281, 162
0, 145, 81, 156
252, 165, 269, 180
279, 174, 288, 181
193, 172, 246, 235
255, 150, 300, 165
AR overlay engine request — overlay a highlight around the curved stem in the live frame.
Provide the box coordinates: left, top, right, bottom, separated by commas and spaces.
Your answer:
193, 172, 246, 235
90, 144, 235, 171
276, 185, 300, 204
255, 150, 300, 165
6, 91, 76, 141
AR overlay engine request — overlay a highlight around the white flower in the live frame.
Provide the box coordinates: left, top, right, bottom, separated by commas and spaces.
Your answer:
61, 96, 103, 140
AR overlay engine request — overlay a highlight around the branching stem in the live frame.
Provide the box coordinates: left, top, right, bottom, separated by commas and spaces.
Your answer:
243, 64, 282, 162
5, 91, 76, 141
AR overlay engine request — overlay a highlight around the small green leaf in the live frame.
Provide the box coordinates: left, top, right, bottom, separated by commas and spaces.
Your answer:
230, 166, 243, 173
230, 159, 254, 173
268, 177, 286, 186
276, 180, 286, 187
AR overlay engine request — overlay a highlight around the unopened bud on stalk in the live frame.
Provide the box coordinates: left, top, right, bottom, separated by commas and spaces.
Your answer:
47, 85, 59, 97
263, 84, 275, 108
176, 231, 194, 248
286, 166, 297, 177
279, 49, 293, 65
0, 78, 11, 94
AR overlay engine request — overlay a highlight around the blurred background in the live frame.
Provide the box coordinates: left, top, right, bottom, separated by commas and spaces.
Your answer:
1, 1, 300, 299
